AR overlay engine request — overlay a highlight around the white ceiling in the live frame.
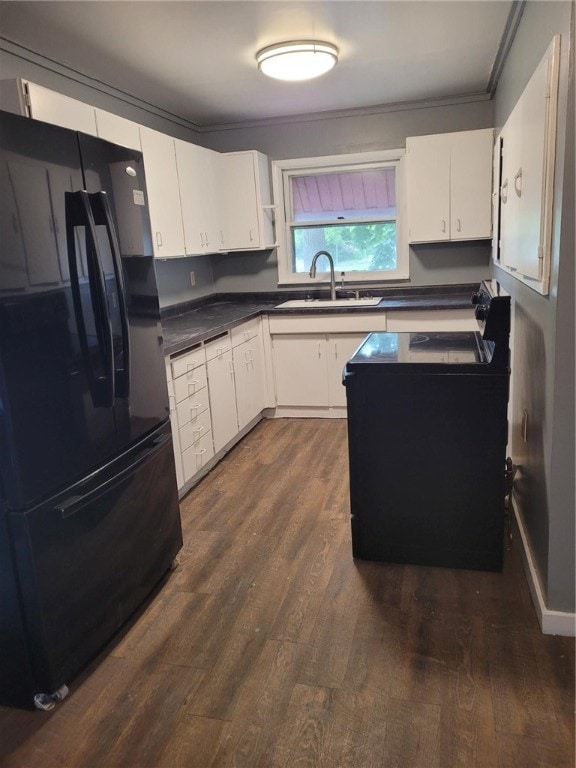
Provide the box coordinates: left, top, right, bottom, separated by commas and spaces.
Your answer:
0, 1, 515, 128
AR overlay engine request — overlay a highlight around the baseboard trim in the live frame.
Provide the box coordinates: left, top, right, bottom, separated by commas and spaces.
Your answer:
512, 496, 576, 636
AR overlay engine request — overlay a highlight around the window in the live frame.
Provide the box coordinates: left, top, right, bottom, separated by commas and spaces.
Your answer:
272, 150, 407, 285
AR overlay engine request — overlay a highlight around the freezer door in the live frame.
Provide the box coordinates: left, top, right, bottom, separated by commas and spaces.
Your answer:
7, 422, 181, 703
0, 111, 119, 508
77, 133, 169, 448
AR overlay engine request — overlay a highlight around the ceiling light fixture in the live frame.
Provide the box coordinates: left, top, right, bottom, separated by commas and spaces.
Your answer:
256, 40, 338, 82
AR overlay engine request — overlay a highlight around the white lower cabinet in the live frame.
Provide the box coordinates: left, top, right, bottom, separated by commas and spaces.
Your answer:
165, 361, 184, 491
327, 334, 367, 407
232, 320, 266, 430
273, 335, 328, 407
167, 345, 214, 491
181, 431, 215, 481
272, 332, 367, 409
206, 336, 238, 454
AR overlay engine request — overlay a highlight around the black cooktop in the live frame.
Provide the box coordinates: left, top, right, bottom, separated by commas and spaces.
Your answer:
347, 331, 488, 367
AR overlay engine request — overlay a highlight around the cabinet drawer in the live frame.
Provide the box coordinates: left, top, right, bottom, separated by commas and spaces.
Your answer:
173, 364, 208, 403
179, 407, 212, 452
171, 345, 206, 379
176, 387, 210, 428
204, 332, 231, 362
182, 431, 215, 482
231, 318, 260, 347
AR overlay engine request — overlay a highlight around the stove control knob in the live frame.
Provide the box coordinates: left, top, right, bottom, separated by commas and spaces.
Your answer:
475, 304, 488, 321
471, 291, 482, 305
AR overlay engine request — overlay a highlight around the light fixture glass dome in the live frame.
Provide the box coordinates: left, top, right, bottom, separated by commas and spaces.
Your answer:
256, 41, 338, 82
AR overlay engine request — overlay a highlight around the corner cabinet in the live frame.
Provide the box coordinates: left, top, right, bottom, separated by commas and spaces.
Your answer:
139, 127, 185, 258
495, 36, 560, 295
219, 151, 276, 251
406, 129, 493, 243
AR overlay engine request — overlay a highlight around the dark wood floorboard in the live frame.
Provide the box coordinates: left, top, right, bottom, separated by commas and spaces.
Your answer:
0, 418, 574, 768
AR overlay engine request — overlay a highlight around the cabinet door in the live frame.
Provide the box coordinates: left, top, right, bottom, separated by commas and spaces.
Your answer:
26, 82, 98, 135
175, 140, 220, 255
95, 109, 141, 150
514, 54, 550, 280
406, 134, 450, 243
139, 126, 185, 258
207, 350, 238, 453
450, 129, 493, 240
272, 335, 328, 406
219, 152, 260, 250
234, 331, 266, 430
499, 108, 523, 272
327, 334, 367, 407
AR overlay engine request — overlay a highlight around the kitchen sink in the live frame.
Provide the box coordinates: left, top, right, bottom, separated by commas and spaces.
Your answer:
275, 297, 382, 309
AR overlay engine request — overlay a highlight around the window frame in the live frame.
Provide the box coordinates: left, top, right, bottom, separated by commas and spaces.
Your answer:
272, 149, 408, 286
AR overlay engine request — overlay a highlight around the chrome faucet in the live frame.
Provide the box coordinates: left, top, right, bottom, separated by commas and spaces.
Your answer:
309, 250, 337, 300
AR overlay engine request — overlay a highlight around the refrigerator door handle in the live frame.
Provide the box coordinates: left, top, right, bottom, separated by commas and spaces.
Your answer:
92, 191, 131, 399
54, 432, 171, 518
65, 190, 115, 408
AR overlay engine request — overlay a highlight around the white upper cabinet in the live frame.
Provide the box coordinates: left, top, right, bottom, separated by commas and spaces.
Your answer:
174, 139, 220, 255
219, 150, 276, 251
496, 36, 560, 294
26, 82, 98, 136
139, 126, 185, 258
406, 128, 493, 243
95, 109, 141, 150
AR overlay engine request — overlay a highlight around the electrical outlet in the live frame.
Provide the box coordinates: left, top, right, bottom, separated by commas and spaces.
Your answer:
189, 271, 196, 287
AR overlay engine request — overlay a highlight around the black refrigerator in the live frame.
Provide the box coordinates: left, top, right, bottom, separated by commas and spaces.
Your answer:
0, 110, 182, 710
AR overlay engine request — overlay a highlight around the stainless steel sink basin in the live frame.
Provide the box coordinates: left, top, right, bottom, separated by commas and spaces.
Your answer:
275, 297, 382, 309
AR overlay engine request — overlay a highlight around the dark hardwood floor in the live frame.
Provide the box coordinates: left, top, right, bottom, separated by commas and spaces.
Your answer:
1, 419, 574, 767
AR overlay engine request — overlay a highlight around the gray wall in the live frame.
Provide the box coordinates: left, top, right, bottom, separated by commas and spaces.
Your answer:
491, 1, 574, 612
206, 98, 494, 293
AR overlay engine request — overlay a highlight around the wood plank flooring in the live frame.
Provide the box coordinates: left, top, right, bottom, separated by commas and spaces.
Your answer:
0, 418, 574, 767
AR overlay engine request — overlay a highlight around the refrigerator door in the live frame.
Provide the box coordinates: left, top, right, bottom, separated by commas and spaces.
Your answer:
77, 133, 169, 448
0, 112, 119, 508
5, 421, 181, 707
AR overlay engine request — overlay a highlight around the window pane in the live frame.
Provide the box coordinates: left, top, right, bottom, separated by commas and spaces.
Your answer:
291, 168, 396, 222
292, 222, 397, 273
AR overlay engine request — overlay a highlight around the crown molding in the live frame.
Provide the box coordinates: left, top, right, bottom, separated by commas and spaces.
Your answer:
487, 0, 527, 96
0, 37, 203, 134
198, 91, 492, 134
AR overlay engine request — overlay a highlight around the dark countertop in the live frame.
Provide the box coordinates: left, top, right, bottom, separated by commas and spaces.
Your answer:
161, 285, 477, 356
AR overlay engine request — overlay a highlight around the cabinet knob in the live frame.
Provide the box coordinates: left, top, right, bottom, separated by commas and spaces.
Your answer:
441, 220, 446, 233
514, 168, 523, 197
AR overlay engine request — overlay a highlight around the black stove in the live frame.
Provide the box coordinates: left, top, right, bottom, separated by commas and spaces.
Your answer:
344, 280, 511, 572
